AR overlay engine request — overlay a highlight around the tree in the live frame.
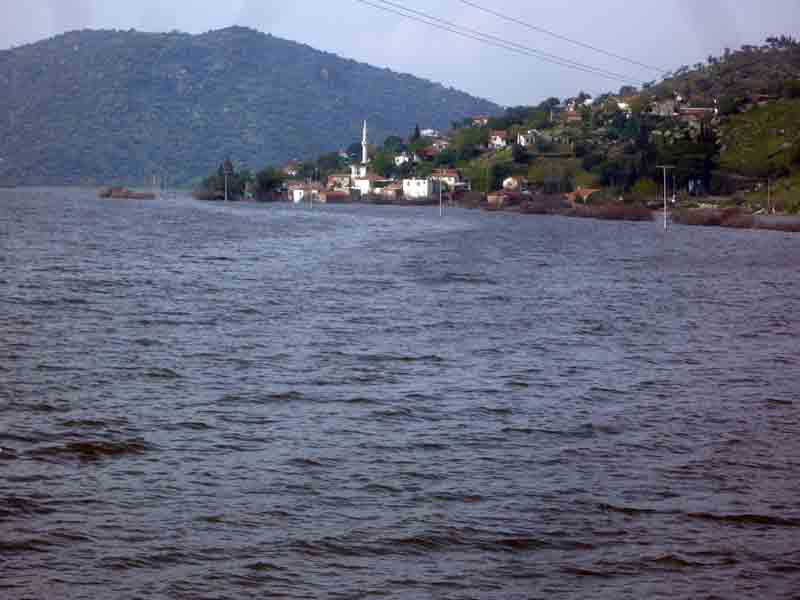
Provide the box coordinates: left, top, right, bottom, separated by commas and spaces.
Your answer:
411, 124, 421, 141
371, 151, 394, 177
511, 143, 529, 164
256, 166, 284, 193
346, 142, 362, 160
383, 135, 405, 153
318, 152, 345, 176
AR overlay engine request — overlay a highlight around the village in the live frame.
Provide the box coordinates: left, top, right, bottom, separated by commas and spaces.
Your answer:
271, 89, 722, 214
195, 36, 800, 231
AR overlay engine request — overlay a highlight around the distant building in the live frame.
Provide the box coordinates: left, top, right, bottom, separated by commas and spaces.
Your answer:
517, 129, 543, 148
431, 168, 466, 190
394, 152, 413, 167
490, 130, 509, 149
288, 181, 322, 204
327, 173, 352, 191
283, 161, 300, 177
353, 173, 383, 197
472, 116, 490, 127
651, 99, 677, 117
420, 128, 440, 138
503, 176, 528, 192
403, 177, 441, 200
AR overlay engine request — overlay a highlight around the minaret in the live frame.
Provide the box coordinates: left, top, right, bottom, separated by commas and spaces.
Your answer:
361, 120, 369, 165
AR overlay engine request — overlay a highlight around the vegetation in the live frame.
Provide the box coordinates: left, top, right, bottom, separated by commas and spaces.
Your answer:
0, 27, 498, 185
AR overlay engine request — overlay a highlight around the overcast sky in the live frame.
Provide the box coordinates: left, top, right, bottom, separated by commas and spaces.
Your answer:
2, 0, 799, 105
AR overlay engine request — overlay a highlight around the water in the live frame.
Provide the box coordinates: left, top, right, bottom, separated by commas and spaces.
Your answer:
1, 188, 799, 599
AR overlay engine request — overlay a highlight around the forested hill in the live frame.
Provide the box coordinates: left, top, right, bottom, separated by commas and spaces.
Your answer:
0, 27, 499, 185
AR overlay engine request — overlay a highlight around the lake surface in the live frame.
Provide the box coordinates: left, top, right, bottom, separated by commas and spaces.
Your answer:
1, 188, 799, 599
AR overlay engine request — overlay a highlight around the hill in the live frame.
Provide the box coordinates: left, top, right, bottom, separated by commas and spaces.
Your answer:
0, 27, 499, 185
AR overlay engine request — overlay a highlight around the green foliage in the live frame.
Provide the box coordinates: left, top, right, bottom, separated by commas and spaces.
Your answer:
452, 128, 489, 159
383, 136, 405, 153
201, 161, 252, 198
0, 27, 498, 185
719, 100, 800, 177
255, 166, 284, 193
631, 178, 659, 198
371, 151, 395, 178
317, 152, 346, 177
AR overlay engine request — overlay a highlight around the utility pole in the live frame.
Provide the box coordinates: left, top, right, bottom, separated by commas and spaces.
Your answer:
657, 165, 675, 231
767, 177, 772, 214
439, 178, 443, 217
223, 158, 233, 203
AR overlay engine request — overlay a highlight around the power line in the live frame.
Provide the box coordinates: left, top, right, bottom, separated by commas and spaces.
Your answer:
353, 0, 643, 85
458, 0, 668, 75
361, 0, 640, 84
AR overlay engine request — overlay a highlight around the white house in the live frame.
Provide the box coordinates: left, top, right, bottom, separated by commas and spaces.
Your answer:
420, 128, 440, 138
394, 152, 412, 167
517, 129, 542, 148
490, 130, 508, 149
503, 176, 528, 192
289, 182, 322, 204
402, 178, 441, 200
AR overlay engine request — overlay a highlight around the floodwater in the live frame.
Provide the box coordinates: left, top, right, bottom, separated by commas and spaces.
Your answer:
1, 188, 799, 599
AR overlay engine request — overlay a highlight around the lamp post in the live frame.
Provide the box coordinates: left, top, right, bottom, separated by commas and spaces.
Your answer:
657, 165, 675, 231
223, 158, 233, 202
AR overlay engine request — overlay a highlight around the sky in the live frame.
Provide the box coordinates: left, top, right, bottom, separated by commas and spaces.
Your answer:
1, 0, 799, 106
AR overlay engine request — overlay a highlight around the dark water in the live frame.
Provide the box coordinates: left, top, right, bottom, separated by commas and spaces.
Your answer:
2, 188, 799, 599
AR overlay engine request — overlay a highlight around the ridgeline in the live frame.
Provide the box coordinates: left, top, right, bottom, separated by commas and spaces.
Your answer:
0, 27, 499, 185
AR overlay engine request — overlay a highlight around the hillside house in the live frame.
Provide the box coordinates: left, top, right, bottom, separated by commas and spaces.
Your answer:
283, 161, 300, 177
472, 115, 490, 127
327, 173, 352, 191
421, 128, 441, 138
402, 177, 442, 200
376, 182, 404, 201
517, 129, 546, 148
490, 130, 509, 149
394, 152, 413, 167
503, 176, 528, 192
651, 99, 677, 117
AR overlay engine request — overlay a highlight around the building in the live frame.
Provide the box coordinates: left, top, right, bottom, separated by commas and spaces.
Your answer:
283, 161, 300, 177
288, 181, 322, 204
420, 128, 440, 138
375, 182, 404, 201
517, 129, 540, 148
394, 152, 413, 167
503, 176, 528, 192
472, 116, 490, 127
651, 99, 677, 117
402, 178, 442, 200
353, 173, 384, 197
565, 187, 601, 206
490, 130, 509, 149
431, 168, 463, 190
327, 173, 352, 191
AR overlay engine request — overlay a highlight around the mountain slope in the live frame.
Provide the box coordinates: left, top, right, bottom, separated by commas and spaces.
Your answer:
0, 27, 499, 185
